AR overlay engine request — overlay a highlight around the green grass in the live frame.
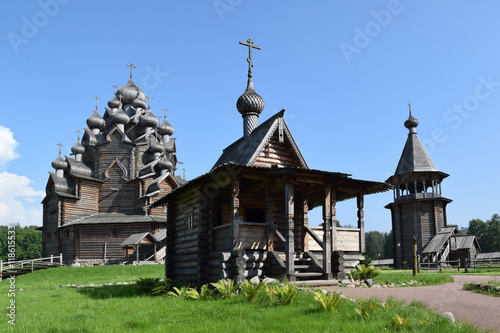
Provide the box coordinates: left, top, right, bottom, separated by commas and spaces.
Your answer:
373, 270, 454, 286
0, 266, 481, 332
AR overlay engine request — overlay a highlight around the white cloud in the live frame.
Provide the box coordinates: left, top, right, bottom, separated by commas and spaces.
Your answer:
0, 125, 20, 167
0, 172, 44, 227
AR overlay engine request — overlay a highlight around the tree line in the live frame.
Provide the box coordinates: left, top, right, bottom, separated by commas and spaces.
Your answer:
0, 225, 42, 262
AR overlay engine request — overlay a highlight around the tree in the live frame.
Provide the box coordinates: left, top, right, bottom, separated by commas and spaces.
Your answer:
383, 230, 393, 259
0, 225, 42, 262
466, 214, 500, 253
365, 231, 385, 260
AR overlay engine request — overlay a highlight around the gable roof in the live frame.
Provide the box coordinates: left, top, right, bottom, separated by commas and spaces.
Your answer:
422, 226, 457, 254
452, 235, 480, 251
60, 212, 165, 227
395, 132, 438, 175
213, 109, 308, 169
121, 232, 159, 247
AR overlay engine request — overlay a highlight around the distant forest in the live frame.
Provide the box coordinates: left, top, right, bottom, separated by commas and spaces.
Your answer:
365, 214, 500, 260
0, 225, 42, 262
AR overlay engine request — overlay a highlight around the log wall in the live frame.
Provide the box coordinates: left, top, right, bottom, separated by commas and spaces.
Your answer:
253, 130, 303, 168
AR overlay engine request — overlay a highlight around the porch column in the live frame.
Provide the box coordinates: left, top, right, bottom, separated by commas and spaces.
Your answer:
322, 186, 333, 279
357, 193, 365, 254
331, 190, 337, 252
303, 200, 309, 252
422, 179, 426, 198
231, 178, 241, 250
265, 187, 274, 251
285, 182, 295, 281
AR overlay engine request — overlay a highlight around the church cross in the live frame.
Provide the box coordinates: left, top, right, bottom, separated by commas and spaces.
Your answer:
126, 63, 136, 79
75, 129, 82, 141
93, 96, 101, 109
146, 95, 153, 109
156, 115, 162, 123
57, 143, 64, 156
182, 168, 186, 180
112, 85, 118, 94
239, 38, 261, 76
163, 108, 168, 119
408, 103, 412, 116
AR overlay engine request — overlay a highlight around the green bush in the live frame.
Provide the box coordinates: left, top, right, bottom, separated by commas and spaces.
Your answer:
136, 277, 161, 294
241, 281, 263, 303
167, 286, 200, 300
151, 279, 175, 296
355, 299, 380, 319
198, 284, 214, 300
313, 290, 343, 312
349, 264, 382, 280
211, 278, 238, 299
273, 283, 298, 305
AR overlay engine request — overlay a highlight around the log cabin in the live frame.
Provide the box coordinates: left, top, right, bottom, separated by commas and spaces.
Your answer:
150, 40, 390, 284
41, 68, 185, 265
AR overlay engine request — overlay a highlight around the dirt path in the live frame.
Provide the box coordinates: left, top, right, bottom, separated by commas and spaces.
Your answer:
322, 275, 500, 332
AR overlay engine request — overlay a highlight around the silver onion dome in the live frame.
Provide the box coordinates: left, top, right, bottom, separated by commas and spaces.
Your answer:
87, 110, 106, 130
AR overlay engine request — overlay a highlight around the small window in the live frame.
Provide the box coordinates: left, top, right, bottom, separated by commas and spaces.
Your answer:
246, 208, 266, 223
186, 214, 194, 231
111, 229, 120, 238
47, 233, 51, 241
65, 230, 70, 238
110, 206, 120, 213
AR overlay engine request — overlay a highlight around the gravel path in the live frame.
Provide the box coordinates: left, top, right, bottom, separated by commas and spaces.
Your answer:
322, 275, 500, 332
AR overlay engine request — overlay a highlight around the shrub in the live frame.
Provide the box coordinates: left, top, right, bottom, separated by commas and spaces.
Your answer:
167, 286, 200, 300
211, 279, 238, 299
136, 277, 160, 294
313, 290, 343, 312
273, 283, 298, 305
355, 299, 379, 319
264, 284, 276, 302
349, 264, 381, 280
241, 281, 263, 303
198, 284, 214, 300
392, 314, 411, 330
151, 279, 175, 296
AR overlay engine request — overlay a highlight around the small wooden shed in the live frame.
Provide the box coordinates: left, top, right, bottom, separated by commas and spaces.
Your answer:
121, 232, 160, 262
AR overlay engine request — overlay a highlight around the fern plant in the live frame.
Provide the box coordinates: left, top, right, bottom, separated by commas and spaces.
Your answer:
273, 283, 297, 305
211, 279, 238, 299
355, 299, 379, 319
349, 264, 381, 280
198, 284, 213, 300
241, 281, 263, 303
392, 314, 411, 330
313, 291, 343, 312
264, 284, 276, 302
167, 286, 200, 300
151, 279, 174, 296
136, 277, 161, 294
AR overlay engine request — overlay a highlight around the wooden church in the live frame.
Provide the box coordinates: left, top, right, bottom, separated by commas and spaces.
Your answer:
150, 39, 390, 284
41, 66, 185, 265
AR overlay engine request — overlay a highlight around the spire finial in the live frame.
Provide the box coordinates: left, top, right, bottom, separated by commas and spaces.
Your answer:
163, 108, 168, 119
75, 129, 82, 141
146, 95, 153, 109
112, 85, 118, 94
239, 38, 261, 78
408, 103, 412, 117
57, 143, 63, 156
126, 63, 136, 79
93, 96, 101, 109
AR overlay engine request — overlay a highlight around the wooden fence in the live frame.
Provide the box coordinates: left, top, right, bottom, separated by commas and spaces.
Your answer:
0, 254, 64, 281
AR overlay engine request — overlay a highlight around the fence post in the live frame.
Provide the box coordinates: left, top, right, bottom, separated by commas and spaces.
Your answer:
50, 255, 53, 265
31, 260, 34, 273
60, 253, 63, 266
489, 259, 492, 268
464, 258, 468, 273
457, 259, 460, 272
0, 260, 2, 282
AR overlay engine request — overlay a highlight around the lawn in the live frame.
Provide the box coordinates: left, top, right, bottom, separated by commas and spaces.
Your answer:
373, 270, 454, 286
0, 265, 481, 332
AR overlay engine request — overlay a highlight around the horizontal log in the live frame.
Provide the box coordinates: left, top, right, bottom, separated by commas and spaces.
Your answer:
246, 262, 265, 269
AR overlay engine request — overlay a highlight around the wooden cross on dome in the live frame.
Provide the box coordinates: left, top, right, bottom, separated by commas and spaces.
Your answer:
93, 96, 101, 109
163, 108, 168, 120
146, 95, 153, 109
112, 85, 118, 94
57, 143, 63, 156
127, 63, 136, 79
239, 38, 261, 77
75, 129, 82, 141
408, 103, 412, 117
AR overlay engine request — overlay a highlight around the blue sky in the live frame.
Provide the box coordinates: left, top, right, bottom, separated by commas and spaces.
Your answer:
1, 1, 499, 231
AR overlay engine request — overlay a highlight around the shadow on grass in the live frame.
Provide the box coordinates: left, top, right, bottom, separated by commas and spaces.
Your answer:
77, 284, 149, 299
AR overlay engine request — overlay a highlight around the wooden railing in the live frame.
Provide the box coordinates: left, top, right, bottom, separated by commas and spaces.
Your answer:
304, 225, 323, 249
267, 222, 286, 249
1, 254, 63, 280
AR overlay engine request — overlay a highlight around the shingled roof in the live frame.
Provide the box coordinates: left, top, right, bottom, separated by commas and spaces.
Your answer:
394, 130, 438, 175
213, 109, 308, 169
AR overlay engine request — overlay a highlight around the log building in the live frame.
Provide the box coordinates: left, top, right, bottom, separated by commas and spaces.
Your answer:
42, 67, 185, 265
150, 39, 390, 284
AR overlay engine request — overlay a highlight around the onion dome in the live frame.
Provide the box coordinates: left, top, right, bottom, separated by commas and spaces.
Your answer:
158, 118, 174, 136
132, 96, 147, 109
110, 107, 130, 125
51, 155, 68, 170
140, 109, 159, 128
236, 78, 264, 115
149, 140, 164, 154
116, 79, 141, 105
404, 115, 419, 129
165, 145, 174, 153
87, 110, 106, 130
108, 95, 120, 108
71, 141, 85, 155
157, 156, 173, 170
